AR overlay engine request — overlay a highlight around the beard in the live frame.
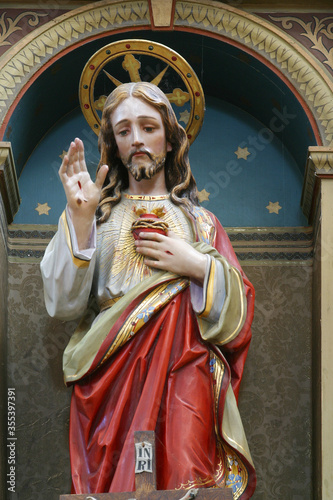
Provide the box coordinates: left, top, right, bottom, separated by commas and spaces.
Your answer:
120, 148, 167, 182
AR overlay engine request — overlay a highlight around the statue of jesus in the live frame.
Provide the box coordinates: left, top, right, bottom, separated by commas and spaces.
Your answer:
41, 81, 256, 498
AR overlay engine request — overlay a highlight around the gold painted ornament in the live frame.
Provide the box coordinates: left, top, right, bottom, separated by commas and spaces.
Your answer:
79, 39, 205, 144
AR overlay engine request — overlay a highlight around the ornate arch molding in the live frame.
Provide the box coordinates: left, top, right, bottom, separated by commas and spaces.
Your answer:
0, 0, 332, 146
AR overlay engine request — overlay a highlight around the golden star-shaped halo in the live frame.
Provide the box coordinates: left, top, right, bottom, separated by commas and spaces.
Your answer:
35, 202, 51, 215
235, 146, 250, 160
197, 188, 210, 202
79, 39, 205, 145
266, 201, 282, 214
59, 150, 67, 160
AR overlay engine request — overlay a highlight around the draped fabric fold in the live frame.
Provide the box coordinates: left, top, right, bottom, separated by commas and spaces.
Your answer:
65, 210, 256, 499
69, 285, 255, 497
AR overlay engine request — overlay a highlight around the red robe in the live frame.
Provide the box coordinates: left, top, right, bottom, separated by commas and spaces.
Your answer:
67, 208, 256, 498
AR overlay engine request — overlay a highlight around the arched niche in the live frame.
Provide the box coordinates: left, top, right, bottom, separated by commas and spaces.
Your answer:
0, 0, 331, 227
1, 3, 323, 498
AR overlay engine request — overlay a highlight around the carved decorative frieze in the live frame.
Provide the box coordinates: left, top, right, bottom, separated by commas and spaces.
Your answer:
7, 225, 313, 264
174, 1, 333, 146
0, 0, 332, 149
150, 0, 174, 27
301, 146, 333, 224
0, 1, 150, 123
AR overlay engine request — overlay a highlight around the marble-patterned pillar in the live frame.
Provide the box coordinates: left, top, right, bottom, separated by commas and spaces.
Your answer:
0, 192, 7, 500
302, 147, 333, 500
0, 142, 20, 499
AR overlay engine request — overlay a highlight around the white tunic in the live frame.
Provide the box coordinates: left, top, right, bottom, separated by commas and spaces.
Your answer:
40, 193, 226, 324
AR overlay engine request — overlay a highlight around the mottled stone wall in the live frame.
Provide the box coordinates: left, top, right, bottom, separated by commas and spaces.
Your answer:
7, 262, 73, 498
7, 261, 312, 500
241, 265, 313, 500
0, 199, 8, 500
312, 231, 321, 500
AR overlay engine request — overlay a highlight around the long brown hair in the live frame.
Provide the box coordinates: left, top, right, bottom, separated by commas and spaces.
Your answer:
96, 82, 199, 224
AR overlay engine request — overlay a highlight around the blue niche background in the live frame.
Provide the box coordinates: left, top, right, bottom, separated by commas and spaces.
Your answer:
14, 95, 308, 227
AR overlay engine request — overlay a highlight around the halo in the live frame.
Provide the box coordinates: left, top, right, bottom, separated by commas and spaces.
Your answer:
79, 39, 205, 144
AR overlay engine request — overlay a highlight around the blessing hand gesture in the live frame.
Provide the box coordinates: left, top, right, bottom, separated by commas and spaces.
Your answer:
58, 138, 109, 249
59, 138, 108, 218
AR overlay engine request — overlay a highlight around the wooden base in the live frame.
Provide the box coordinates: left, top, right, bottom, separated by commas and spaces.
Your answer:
60, 491, 233, 500
60, 431, 233, 500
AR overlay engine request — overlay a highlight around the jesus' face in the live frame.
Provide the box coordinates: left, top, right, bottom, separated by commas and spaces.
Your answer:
111, 96, 172, 182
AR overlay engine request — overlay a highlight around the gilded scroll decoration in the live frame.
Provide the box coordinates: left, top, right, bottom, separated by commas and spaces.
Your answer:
0, 11, 48, 48
0, 0, 332, 149
269, 15, 333, 73
174, 2, 333, 146
0, 2, 150, 114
